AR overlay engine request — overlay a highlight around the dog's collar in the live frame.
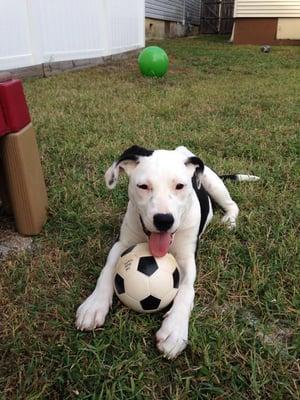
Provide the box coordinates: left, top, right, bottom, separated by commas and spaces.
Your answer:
140, 216, 150, 237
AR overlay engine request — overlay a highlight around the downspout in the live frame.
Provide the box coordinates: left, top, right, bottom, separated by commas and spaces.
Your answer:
218, 0, 222, 33
229, 0, 237, 42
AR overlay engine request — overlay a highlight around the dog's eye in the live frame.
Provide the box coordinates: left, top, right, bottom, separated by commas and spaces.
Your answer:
176, 183, 185, 190
137, 184, 149, 190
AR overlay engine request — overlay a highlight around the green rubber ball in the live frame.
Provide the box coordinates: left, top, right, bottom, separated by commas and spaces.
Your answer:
138, 46, 169, 78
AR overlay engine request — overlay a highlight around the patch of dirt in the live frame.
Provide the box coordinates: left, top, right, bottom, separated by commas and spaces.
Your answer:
244, 311, 294, 349
0, 216, 32, 260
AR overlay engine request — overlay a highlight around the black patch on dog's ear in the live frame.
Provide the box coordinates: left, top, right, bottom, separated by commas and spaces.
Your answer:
185, 156, 204, 173
185, 156, 204, 189
108, 175, 116, 186
117, 145, 154, 165
105, 146, 154, 189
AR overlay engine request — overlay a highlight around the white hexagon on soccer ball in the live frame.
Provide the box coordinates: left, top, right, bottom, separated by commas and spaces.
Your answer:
149, 270, 173, 298
124, 270, 150, 300
117, 293, 142, 312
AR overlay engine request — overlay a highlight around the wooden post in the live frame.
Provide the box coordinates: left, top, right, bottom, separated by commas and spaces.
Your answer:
0, 75, 48, 235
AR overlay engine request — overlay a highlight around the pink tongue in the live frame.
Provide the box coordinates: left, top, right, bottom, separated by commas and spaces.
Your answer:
149, 232, 172, 257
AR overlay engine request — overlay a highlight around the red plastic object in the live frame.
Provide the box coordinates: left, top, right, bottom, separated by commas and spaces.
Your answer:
0, 79, 31, 132
0, 104, 9, 137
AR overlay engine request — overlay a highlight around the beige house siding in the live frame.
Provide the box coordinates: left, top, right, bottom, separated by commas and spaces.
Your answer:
277, 17, 300, 38
234, 1, 300, 18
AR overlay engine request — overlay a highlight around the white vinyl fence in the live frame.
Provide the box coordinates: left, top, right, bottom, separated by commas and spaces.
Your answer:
0, 0, 145, 71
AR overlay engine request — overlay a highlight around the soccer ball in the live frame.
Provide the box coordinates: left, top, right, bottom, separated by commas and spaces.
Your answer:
114, 243, 180, 313
261, 45, 271, 53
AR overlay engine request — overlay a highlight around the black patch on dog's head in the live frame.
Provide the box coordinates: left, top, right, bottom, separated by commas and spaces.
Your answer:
185, 156, 204, 173
117, 146, 154, 165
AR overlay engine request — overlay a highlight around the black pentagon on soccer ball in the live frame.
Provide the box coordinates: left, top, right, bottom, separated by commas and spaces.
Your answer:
173, 267, 180, 289
137, 256, 158, 276
114, 273, 125, 295
140, 295, 161, 311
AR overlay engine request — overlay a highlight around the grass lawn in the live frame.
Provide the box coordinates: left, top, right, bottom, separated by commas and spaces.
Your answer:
1, 35, 299, 399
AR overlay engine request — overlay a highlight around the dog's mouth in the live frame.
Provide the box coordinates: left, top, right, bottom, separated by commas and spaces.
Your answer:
149, 232, 174, 258
140, 216, 174, 257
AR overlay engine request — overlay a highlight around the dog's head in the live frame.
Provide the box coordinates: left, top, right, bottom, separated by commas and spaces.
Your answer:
105, 146, 203, 256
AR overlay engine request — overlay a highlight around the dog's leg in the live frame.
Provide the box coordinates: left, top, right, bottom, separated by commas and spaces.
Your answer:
156, 254, 196, 359
76, 241, 127, 331
201, 166, 239, 228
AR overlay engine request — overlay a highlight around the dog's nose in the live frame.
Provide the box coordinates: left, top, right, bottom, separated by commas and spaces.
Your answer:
153, 213, 174, 232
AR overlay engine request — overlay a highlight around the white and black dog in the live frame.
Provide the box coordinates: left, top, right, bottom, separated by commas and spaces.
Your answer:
76, 145, 259, 359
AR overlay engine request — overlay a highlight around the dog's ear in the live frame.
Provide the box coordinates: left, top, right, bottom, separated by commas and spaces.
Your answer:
175, 146, 195, 158
185, 156, 204, 188
105, 145, 153, 189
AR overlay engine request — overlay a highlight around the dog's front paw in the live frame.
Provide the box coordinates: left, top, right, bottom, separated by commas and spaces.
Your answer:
76, 294, 110, 331
221, 203, 239, 230
221, 214, 237, 229
156, 314, 188, 359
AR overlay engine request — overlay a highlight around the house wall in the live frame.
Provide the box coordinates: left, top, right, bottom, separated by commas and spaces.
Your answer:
234, 0, 300, 18
233, 18, 300, 44
0, 0, 145, 71
145, 0, 184, 22
145, 0, 201, 24
277, 18, 300, 39
233, 0, 300, 44
185, 0, 202, 26
145, 0, 201, 39
145, 18, 186, 39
